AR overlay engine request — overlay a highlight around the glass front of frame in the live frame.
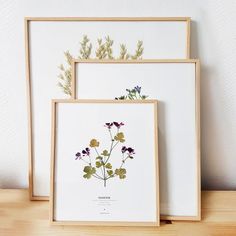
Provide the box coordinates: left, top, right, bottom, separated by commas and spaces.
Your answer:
26, 18, 190, 198
74, 61, 200, 219
52, 101, 159, 226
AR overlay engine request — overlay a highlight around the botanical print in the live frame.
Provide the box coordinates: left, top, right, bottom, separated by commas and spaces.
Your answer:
75, 122, 135, 187
57, 35, 144, 96
115, 86, 148, 100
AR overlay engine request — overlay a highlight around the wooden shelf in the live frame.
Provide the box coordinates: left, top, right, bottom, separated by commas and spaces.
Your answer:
1, 190, 236, 235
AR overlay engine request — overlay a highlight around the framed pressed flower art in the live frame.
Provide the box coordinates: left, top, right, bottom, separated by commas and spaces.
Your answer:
72, 59, 201, 221
25, 17, 190, 199
50, 99, 159, 226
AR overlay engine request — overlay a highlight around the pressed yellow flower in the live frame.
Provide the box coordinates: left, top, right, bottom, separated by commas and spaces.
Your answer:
89, 139, 100, 148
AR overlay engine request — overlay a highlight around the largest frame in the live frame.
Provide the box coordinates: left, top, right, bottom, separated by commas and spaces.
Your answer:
72, 59, 201, 221
25, 17, 191, 200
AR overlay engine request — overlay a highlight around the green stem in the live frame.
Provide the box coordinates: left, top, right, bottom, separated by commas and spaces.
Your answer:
106, 155, 130, 181
93, 147, 103, 176
120, 155, 130, 168
94, 147, 100, 156
108, 129, 113, 141
92, 174, 103, 180
104, 141, 119, 165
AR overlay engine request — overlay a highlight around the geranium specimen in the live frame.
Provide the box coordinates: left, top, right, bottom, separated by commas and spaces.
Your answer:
75, 122, 135, 187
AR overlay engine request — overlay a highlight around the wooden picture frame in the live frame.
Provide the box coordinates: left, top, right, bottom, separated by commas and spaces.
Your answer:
25, 17, 191, 200
50, 99, 159, 226
72, 59, 201, 221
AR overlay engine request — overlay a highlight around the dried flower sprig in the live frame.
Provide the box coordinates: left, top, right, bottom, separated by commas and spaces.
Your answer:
131, 40, 144, 60
75, 122, 135, 187
119, 44, 130, 60
57, 35, 144, 95
57, 51, 73, 96
78, 35, 92, 59
115, 86, 148, 100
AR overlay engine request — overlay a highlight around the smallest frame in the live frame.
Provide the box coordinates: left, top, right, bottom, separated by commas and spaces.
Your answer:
50, 99, 160, 226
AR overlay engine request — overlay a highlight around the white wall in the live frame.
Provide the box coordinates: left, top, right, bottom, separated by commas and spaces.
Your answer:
0, 0, 235, 190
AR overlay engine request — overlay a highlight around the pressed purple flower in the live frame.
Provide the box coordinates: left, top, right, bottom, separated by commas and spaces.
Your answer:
127, 147, 135, 155
121, 146, 127, 153
134, 86, 141, 94
82, 147, 90, 156
105, 122, 113, 129
113, 122, 124, 129
75, 152, 81, 160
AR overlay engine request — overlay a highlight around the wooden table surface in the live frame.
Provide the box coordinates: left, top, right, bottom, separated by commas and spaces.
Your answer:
0, 190, 236, 236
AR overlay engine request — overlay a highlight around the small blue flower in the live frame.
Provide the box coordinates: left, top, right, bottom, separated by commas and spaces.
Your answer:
134, 86, 141, 94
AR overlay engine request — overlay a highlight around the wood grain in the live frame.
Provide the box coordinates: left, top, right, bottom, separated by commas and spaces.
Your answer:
1, 190, 236, 236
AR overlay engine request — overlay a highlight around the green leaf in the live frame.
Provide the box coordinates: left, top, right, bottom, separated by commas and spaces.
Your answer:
83, 166, 92, 173
114, 132, 125, 143
96, 161, 103, 168
115, 168, 126, 179
107, 170, 113, 176
96, 156, 103, 160
105, 163, 112, 169
83, 173, 91, 179
101, 150, 109, 156
141, 95, 148, 100
83, 166, 96, 179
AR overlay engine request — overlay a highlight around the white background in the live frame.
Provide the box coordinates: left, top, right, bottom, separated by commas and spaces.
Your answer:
0, 0, 236, 190
54, 102, 157, 222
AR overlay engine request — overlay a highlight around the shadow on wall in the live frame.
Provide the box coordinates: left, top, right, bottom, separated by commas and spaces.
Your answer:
190, 20, 236, 190
0, 170, 25, 189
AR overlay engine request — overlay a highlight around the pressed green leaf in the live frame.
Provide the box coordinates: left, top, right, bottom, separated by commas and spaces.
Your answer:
141, 95, 148, 99
107, 170, 113, 176
114, 132, 125, 143
91, 167, 96, 174
83, 173, 91, 179
96, 156, 103, 160
105, 163, 112, 169
83, 166, 92, 173
83, 166, 96, 179
96, 161, 103, 168
101, 150, 109, 156
115, 168, 127, 179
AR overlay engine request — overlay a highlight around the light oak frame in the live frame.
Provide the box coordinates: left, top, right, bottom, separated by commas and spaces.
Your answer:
50, 99, 160, 226
25, 17, 191, 201
72, 59, 201, 221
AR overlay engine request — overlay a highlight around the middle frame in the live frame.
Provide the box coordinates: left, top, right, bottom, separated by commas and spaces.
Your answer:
71, 59, 201, 221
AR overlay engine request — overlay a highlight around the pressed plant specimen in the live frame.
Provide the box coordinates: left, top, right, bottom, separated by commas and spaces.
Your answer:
115, 86, 148, 100
58, 35, 144, 95
75, 122, 135, 187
